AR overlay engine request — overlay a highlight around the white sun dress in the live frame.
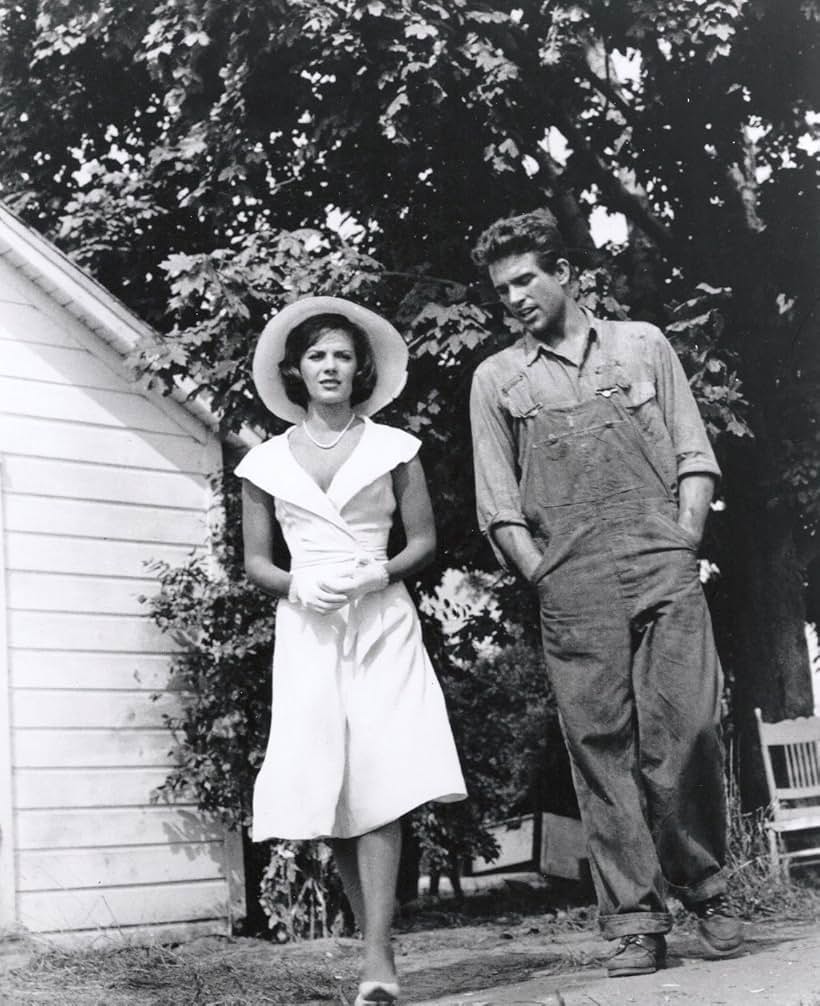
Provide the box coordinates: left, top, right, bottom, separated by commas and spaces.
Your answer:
235, 418, 467, 840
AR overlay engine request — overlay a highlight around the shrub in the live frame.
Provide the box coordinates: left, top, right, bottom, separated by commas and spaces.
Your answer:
143, 551, 274, 829
259, 841, 347, 941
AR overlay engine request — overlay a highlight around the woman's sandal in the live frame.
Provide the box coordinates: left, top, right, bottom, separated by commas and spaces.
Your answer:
354, 980, 400, 1005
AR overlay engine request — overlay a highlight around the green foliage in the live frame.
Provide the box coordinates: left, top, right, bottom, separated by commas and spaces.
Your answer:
142, 549, 274, 828
259, 841, 346, 941
664, 283, 752, 441
442, 636, 566, 816
3, 0, 812, 545
137, 227, 387, 432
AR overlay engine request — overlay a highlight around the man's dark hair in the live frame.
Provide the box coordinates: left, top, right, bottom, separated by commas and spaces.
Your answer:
279, 312, 377, 409
471, 208, 567, 273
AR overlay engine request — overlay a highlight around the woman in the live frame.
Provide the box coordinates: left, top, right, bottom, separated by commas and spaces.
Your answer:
236, 296, 466, 1006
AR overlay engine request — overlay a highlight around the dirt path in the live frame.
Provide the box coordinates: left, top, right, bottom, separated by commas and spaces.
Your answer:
2, 913, 819, 1004
407, 920, 820, 1005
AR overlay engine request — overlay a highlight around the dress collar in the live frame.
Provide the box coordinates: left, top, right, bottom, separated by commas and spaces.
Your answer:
245, 418, 411, 531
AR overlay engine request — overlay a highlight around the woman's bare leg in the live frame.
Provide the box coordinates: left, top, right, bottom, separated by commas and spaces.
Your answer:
356, 819, 401, 982
330, 837, 365, 933
332, 820, 401, 984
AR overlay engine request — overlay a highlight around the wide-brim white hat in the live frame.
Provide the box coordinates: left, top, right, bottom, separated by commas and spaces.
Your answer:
252, 296, 409, 423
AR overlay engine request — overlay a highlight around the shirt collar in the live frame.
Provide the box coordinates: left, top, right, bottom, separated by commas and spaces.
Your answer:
523, 310, 599, 367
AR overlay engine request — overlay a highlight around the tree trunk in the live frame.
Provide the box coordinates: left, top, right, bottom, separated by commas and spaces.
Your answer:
448, 857, 463, 899
715, 436, 813, 810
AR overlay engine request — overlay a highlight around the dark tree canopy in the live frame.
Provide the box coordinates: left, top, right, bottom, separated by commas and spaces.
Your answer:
1, 0, 817, 804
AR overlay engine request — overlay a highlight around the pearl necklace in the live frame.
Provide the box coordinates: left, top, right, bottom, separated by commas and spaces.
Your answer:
301, 414, 357, 449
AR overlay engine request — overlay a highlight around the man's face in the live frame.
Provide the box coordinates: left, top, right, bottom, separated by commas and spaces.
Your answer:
488, 251, 570, 338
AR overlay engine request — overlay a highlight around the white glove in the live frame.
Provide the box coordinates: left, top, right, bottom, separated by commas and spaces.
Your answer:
288, 569, 349, 614
325, 558, 389, 601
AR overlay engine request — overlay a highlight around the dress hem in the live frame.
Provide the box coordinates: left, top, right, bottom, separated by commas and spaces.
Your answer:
252, 789, 467, 843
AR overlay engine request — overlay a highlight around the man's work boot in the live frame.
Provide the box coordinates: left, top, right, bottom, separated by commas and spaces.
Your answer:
606, 933, 667, 977
693, 894, 744, 957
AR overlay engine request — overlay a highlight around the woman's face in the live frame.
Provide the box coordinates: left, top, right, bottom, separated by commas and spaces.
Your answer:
298, 328, 358, 408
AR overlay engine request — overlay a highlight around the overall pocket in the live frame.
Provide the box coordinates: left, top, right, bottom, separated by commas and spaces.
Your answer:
621, 380, 662, 438
619, 381, 678, 492
649, 510, 701, 551
501, 372, 541, 419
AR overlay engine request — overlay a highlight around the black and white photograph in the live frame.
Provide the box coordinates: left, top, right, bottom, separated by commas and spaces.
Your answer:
0, 2, 817, 1004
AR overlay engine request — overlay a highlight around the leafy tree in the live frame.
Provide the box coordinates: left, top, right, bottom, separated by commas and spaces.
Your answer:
1, 0, 816, 816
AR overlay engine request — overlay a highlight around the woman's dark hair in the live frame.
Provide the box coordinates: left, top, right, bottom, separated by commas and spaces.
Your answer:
278, 312, 378, 409
471, 208, 567, 274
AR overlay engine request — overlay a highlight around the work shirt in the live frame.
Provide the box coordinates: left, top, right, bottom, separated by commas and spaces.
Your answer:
469, 315, 720, 562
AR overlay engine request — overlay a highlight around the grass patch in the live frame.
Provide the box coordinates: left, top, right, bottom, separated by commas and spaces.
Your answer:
724, 796, 820, 921
1, 938, 360, 1006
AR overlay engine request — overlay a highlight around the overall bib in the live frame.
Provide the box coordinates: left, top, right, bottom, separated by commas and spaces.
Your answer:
519, 370, 727, 937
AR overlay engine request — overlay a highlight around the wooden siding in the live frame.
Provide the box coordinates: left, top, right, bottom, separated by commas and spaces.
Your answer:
0, 456, 16, 925
9, 651, 177, 691
19, 880, 230, 934
4, 496, 207, 544
14, 768, 179, 808
0, 253, 242, 941
3, 455, 209, 509
18, 842, 230, 890
8, 573, 164, 615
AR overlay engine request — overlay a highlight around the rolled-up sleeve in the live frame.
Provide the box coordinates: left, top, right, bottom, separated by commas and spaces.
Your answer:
469, 361, 527, 566
651, 328, 722, 480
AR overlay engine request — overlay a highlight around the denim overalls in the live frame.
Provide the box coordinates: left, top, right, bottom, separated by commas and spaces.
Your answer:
515, 358, 727, 937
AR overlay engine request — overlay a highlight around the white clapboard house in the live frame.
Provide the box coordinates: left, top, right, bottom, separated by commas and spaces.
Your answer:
0, 203, 253, 945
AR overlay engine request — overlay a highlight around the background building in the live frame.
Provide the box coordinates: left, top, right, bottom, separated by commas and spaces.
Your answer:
0, 204, 249, 945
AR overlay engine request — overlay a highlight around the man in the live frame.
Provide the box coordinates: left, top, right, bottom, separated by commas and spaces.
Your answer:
469, 208, 743, 977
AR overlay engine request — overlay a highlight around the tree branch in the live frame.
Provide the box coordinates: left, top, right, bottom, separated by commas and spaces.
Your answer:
552, 107, 677, 257
725, 130, 766, 234
579, 48, 636, 126
529, 146, 596, 254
